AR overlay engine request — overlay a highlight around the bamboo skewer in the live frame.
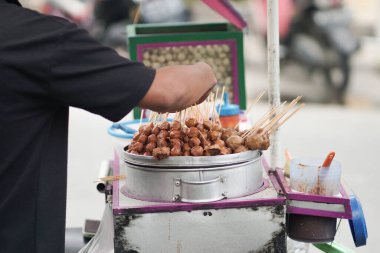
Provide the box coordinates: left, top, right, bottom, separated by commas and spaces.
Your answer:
133, 2, 142, 24
268, 103, 305, 133
262, 96, 301, 131
242, 102, 285, 138
139, 109, 144, 128
233, 90, 266, 130
94, 175, 126, 183
218, 86, 225, 117
242, 96, 301, 139
250, 90, 266, 109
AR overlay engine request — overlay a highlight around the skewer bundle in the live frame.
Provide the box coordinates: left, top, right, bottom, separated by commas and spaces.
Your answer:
128, 92, 304, 160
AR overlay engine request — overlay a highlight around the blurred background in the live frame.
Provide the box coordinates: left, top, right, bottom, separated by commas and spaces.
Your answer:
19, 0, 379, 252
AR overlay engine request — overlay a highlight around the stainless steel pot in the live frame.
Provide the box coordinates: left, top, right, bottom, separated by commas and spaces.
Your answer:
122, 150, 264, 203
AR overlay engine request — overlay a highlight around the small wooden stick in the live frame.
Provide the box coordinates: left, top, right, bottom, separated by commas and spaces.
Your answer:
200, 102, 207, 122
157, 113, 161, 124
207, 94, 213, 120
242, 102, 286, 138
263, 96, 301, 131
212, 88, 219, 123
153, 112, 159, 126
218, 86, 225, 117
94, 175, 126, 183
195, 104, 204, 122
251, 90, 266, 109
139, 109, 144, 128
234, 91, 269, 130
133, 3, 141, 24
269, 103, 305, 133
242, 90, 266, 121
148, 111, 153, 122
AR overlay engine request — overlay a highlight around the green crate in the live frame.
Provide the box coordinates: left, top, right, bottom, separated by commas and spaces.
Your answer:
127, 22, 246, 119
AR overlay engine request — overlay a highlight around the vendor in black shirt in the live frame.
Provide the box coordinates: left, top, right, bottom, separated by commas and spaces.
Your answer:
0, 1, 216, 253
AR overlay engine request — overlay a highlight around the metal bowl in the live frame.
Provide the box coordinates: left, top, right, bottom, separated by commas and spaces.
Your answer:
123, 147, 261, 168
122, 149, 264, 203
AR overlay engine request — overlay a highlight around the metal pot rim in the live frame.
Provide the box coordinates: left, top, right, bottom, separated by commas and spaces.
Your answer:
123, 148, 262, 168
126, 155, 262, 171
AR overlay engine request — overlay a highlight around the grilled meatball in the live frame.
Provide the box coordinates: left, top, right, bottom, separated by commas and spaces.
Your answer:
226, 135, 244, 150
152, 147, 170, 160
211, 123, 222, 131
189, 137, 201, 147
158, 121, 170, 131
245, 134, 261, 150
152, 126, 160, 135
196, 123, 205, 132
170, 120, 181, 130
157, 130, 169, 139
157, 139, 168, 148
245, 131, 270, 150
145, 142, 156, 153
182, 143, 191, 152
209, 130, 221, 141
143, 151, 152, 156
220, 147, 232, 155
191, 146, 204, 156
206, 144, 221, 156
143, 123, 153, 135
203, 120, 212, 130
213, 139, 225, 147
221, 128, 237, 141
137, 134, 148, 144
188, 127, 199, 138
183, 135, 190, 143
169, 130, 182, 139
170, 138, 182, 148
131, 142, 144, 153
234, 145, 248, 153
147, 134, 157, 143
132, 132, 141, 142
170, 145, 182, 156
185, 118, 198, 128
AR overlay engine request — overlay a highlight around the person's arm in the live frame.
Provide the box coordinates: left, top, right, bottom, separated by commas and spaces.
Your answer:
47, 20, 216, 121
139, 62, 216, 113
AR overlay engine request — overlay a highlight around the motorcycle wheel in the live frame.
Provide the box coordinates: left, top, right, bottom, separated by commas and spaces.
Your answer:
323, 53, 350, 104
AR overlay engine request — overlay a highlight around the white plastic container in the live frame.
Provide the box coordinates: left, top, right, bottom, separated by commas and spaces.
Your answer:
290, 158, 342, 196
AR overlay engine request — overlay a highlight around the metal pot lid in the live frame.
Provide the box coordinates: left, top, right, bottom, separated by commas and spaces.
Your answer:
349, 195, 368, 247
123, 149, 261, 168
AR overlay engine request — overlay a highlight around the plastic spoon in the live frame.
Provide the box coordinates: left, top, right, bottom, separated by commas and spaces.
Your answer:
322, 151, 335, 168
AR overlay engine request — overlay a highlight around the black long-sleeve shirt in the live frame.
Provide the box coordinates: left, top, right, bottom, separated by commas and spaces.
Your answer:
0, 1, 155, 252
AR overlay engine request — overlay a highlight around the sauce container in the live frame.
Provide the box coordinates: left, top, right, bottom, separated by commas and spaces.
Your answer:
217, 92, 240, 129
290, 158, 342, 196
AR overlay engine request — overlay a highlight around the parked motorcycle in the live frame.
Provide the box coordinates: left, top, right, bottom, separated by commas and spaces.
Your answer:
252, 0, 360, 103
41, 0, 191, 53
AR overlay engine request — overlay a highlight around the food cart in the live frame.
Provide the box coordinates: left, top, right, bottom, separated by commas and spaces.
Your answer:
89, 1, 367, 252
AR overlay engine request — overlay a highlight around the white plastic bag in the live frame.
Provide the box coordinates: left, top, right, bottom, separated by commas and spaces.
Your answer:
78, 203, 114, 253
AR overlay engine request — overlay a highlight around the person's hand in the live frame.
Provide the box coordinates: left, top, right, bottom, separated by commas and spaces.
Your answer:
139, 62, 217, 112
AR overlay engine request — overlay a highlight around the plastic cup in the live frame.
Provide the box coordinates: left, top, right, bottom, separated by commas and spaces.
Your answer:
290, 158, 342, 196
